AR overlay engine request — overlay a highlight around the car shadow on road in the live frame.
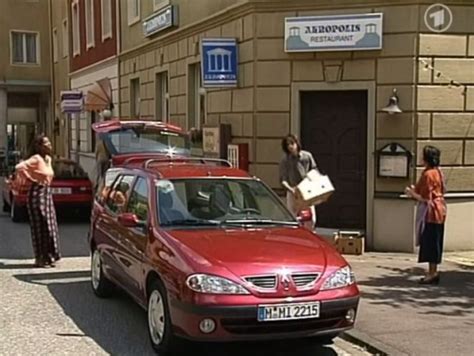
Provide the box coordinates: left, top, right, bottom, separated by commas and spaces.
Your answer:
357, 265, 474, 317
14, 270, 340, 356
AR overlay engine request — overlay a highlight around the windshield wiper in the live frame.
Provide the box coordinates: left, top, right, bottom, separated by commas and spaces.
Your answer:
161, 219, 221, 227
222, 219, 298, 226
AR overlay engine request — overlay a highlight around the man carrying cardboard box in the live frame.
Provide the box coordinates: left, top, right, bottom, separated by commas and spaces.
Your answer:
279, 134, 317, 229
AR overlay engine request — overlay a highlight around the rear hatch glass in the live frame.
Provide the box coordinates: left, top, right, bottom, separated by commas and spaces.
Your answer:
100, 126, 191, 156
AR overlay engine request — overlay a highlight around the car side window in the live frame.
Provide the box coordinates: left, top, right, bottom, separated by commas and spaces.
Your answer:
106, 175, 135, 215
127, 177, 149, 222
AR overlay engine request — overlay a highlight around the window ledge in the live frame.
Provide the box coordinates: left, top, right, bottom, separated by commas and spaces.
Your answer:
101, 33, 112, 42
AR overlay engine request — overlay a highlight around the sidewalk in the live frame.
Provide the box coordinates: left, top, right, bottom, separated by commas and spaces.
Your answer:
343, 253, 474, 356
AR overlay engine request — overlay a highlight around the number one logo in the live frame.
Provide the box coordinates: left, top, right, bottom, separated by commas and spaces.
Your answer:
430, 8, 445, 29
424, 4, 453, 33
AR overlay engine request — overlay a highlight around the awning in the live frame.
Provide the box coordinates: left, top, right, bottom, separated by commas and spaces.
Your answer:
84, 77, 113, 111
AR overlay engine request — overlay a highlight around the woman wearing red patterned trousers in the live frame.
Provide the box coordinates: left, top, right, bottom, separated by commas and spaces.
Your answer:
15, 135, 60, 268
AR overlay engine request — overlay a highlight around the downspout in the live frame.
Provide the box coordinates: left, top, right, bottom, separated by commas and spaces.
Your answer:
116, 0, 121, 117
48, 0, 57, 155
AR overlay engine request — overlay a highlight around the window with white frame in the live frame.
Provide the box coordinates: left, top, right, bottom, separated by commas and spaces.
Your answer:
127, 0, 140, 25
85, 0, 95, 49
62, 19, 68, 58
101, 0, 112, 40
11, 31, 39, 64
155, 71, 169, 122
52, 28, 58, 63
130, 78, 141, 118
153, 0, 169, 11
187, 63, 204, 130
72, 2, 80, 56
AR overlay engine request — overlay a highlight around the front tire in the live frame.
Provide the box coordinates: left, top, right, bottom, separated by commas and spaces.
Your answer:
91, 249, 114, 298
147, 279, 179, 355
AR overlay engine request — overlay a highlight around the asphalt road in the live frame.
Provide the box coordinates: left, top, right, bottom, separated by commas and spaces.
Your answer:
0, 209, 370, 356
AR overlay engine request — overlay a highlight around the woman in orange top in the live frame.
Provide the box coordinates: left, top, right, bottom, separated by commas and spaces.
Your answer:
15, 135, 60, 267
406, 146, 446, 285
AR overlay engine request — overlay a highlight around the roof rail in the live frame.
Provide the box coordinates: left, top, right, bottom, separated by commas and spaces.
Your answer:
143, 157, 232, 169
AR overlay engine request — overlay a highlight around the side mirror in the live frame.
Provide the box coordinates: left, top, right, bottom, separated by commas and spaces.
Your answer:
297, 209, 313, 223
118, 213, 144, 228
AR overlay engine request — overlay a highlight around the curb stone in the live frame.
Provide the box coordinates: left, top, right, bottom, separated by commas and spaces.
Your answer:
341, 329, 410, 356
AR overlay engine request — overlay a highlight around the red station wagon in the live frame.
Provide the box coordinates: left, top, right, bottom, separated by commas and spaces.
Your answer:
89, 157, 359, 354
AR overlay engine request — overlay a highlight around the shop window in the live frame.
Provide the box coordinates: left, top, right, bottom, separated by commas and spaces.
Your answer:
130, 78, 141, 119
155, 71, 169, 122
187, 63, 205, 130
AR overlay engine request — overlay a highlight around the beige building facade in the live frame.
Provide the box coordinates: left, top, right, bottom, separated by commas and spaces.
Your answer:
0, 0, 51, 166
49, 0, 72, 157
118, 0, 474, 252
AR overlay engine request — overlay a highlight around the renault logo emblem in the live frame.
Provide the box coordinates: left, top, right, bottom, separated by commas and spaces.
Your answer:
280, 273, 291, 291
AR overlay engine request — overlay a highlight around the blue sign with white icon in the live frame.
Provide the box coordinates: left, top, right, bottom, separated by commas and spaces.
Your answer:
201, 38, 238, 87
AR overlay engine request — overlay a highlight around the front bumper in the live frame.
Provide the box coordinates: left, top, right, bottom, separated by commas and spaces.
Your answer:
170, 295, 359, 342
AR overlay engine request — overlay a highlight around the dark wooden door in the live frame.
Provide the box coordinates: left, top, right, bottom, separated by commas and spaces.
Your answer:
301, 90, 367, 229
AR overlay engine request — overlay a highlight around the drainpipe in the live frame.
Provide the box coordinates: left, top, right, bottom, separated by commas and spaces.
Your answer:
48, 0, 57, 156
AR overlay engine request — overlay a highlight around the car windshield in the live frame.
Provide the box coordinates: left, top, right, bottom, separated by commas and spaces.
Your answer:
53, 161, 89, 180
106, 128, 190, 155
156, 179, 297, 227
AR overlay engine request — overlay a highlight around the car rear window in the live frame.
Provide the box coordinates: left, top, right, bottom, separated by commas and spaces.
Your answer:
53, 161, 89, 180
106, 128, 191, 156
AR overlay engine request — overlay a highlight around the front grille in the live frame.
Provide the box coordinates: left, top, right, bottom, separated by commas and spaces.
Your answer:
244, 275, 276, 290
292, 273, 320, 289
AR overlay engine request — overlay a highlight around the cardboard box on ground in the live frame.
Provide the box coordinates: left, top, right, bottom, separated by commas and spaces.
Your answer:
325, 231, 365, 255
294, 169, 335, 210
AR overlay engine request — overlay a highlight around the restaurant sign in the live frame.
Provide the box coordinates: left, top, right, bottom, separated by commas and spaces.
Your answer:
285, 13, 383, 52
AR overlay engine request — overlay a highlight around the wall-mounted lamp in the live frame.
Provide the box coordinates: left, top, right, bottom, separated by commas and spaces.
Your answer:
381, 88, 403, 115
102, 109, 112, 119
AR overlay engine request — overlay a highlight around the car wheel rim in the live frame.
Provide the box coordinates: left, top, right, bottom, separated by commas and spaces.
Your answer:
148, 290, 165, 345
91, 250, 101, 290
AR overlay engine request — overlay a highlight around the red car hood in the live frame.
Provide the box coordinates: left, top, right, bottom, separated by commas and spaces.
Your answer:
164, 227, 345, 277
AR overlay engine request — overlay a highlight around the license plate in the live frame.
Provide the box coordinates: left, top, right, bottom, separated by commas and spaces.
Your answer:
52, 188, 72, 195
257, 301, 320, 322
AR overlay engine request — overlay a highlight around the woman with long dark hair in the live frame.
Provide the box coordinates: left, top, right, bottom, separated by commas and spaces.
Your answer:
279, 134, 318, 229
15, 134, 60, 267
405, 146, 447, 284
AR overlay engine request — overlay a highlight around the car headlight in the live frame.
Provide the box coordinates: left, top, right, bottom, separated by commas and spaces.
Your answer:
186, 274, 250, 295
321, 266, 355, 290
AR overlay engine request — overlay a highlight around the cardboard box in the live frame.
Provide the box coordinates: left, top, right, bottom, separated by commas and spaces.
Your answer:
295, 169, 334, 209
335, 233, 365, 255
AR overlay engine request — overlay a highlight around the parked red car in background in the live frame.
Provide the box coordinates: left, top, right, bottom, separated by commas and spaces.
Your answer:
2, 159, 93, 222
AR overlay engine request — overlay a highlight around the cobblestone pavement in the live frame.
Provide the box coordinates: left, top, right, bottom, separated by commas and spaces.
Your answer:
0, 213, 371, 356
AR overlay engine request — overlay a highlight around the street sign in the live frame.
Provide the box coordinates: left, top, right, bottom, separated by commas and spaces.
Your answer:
201, 38, 238, 87
143, 5, 178, 37
61, 90, 83, 114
